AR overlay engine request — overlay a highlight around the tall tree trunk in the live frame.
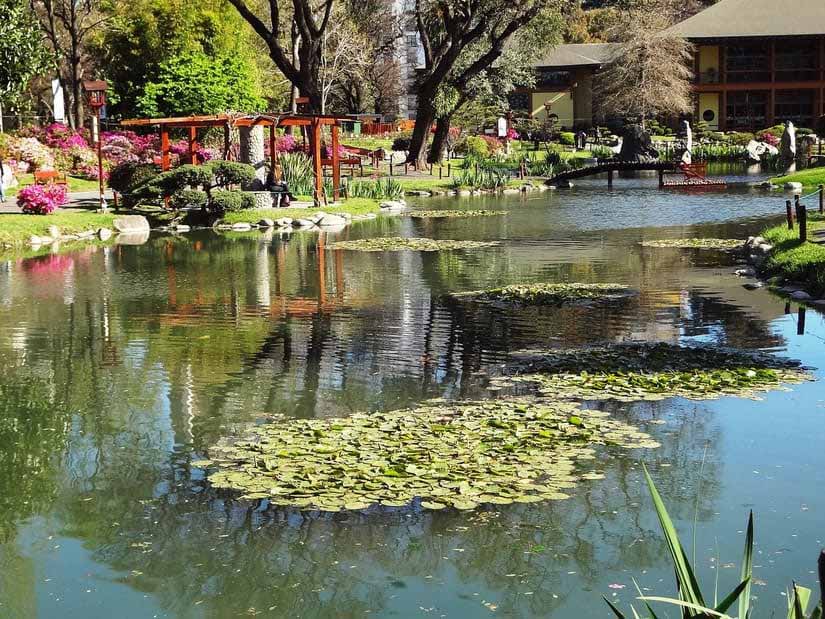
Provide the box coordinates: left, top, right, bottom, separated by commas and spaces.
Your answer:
428, 115, 451, 164
287, 24, 300, 135
407, 90, 437, 168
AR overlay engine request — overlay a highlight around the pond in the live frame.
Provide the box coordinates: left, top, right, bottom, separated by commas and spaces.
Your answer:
1, 168, 823, 618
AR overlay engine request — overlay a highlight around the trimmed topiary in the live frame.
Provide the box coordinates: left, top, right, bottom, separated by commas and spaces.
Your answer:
170, 189, 208, 210
211, 190, 250, 213
210, 161, 256, 187
108, 162, 160, 194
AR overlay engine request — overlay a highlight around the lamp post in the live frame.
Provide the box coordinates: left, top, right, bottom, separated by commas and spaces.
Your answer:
83, 80, 108, 211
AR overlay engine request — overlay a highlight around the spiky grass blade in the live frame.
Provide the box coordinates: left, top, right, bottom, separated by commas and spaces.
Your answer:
642, 464, 707, 611
738, 511, 754, 619
715, 578, 751, 615
604, 596, 628, 618
637, 597, 733, 618
789, 584, 812, 619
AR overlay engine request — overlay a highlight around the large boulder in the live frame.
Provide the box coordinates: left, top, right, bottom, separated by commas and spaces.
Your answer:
113, 215, 150, 233
617, 124, 660, 163
239, 125, 267, 190
317, 214, 348, 227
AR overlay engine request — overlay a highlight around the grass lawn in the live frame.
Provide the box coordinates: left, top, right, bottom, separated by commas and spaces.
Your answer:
222, 197, 383, 224
0, 210, 116, 247
761, 213, 825, 295
772, 167, 825, 188
4, 174, 102, 198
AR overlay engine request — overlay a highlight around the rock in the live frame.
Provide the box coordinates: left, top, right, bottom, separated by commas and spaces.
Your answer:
113, 215, 150, 234
502, 188, 521, 195
116, 231, 150, 245
735, 267, 756, 277
756, 181, 778, 190
30, 235, 43, 246
380, 200, 407, 210
310, 212, 328, 224
618, 124, 660, 163
454, 190, 472, 197
747, 236, 766, 247
257, 218, 275, 228
791, 290, 812, 300
558, 180, 574, 189
275, 218, 293, 227
520, 185, 535, 192
98, 228, 113, 241
77, 229, 96, 238
406, 190, 432, 197
784, 182, 803, 192
317, 214, 348, 227
755, 242, 773, 254
535, 184, 550, 192
293, 218, 317, 228
173, 225, 191, 232
231, 222, 253, 231
47, 225, 61, 239
743, 282, 764, 290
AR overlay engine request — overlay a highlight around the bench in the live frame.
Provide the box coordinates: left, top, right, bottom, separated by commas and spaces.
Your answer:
34, 170, 68, 186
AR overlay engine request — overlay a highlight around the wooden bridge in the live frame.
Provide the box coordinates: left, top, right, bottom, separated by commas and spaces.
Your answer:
547, 160, 679, 188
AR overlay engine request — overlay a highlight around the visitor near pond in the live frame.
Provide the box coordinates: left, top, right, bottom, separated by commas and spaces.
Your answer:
2, 0, 825, 617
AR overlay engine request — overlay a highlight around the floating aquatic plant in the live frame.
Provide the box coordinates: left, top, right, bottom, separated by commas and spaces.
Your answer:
493, 342, 811, 402
328, 237, 500, 252
198, 399, 658, 512
640, 238, 744, 250
406, 210, 507, 219
450, 283, 635, 307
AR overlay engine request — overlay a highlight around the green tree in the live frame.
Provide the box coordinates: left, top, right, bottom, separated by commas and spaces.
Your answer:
93, 0, 269, 118
136, 50, 265, 118
0, 0, 50, 111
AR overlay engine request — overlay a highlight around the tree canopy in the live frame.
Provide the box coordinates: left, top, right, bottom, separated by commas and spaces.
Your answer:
0, 0, 51, 110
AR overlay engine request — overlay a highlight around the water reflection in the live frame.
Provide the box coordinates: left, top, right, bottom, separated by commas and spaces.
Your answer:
0, 188, 820, 617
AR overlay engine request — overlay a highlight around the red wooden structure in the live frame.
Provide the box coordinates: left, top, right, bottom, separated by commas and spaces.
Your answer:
121, 113, 349, 205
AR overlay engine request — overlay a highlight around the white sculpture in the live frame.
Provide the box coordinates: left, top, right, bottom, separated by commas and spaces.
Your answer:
681, 120, 693, 165
746, 140, 779, 163
780, 121, 797, 159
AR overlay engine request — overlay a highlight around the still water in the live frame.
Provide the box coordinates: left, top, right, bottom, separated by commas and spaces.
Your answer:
1, 171, 824, 618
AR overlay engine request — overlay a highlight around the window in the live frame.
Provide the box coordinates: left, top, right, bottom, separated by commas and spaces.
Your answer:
775, 90, 815, 127
406, 34, 418, 48
775, 41, 819, 82
536, 70, 572, 88
725, 45, 770, 83
726, 91, 769, 129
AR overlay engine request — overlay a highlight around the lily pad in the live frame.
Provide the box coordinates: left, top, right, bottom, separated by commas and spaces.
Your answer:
450, 283, 635, 307
406, 210, 507, 219
492, 342, 812, 402
640, 238, 744, 250
328, 237, 500, 252
204, 399, 658, 512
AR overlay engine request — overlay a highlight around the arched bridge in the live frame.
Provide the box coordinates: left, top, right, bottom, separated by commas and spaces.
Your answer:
547, 160, 680, 188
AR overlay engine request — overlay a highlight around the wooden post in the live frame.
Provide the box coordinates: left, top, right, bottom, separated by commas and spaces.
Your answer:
188, 126, 198, 165
310, 118, 323, 206
658, 169, 664, 188
820, 184, 824, 214
786, 199, 794, 229
608, 169, 614, 189
331, 122, 341, 202
796, 196, 807, 242
389, 159, 393, 176
269, 124, 277, 179
161, 128, 171, 171
429, 163, 433, 175
447, 163, 451, 177
439, 166, 443, 179
798, 307, 807, 336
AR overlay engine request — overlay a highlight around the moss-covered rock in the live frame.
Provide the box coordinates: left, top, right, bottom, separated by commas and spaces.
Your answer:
450, 283, 634, 306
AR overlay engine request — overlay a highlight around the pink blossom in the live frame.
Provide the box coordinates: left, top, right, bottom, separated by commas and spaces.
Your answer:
18, 184, 69, 215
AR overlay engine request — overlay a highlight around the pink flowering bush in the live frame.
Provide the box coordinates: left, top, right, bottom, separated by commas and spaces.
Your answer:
40, 123, 89, 150
18, 184, 69, 215
102, 131, 160, 165
506, 127, 520, 140
13, 137, 55, 170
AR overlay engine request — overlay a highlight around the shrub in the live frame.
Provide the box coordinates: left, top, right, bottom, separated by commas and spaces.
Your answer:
18, 184, 69, 215
463, 135, 491, 160
108, 162, 160, 194
211, 190, 254, 213
276, 152, 314, 196
391, 137, 411, 152
758, 124, 786, 140
210, 160, 256, 187
170, 189, 208, 211
559, 132, 575, 146
726, 131, 756, 146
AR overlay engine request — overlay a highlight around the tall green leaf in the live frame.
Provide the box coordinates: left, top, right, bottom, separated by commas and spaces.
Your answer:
738, 511, 754, 619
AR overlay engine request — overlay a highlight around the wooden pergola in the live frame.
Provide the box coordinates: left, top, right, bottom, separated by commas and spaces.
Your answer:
121, 113, 349, 203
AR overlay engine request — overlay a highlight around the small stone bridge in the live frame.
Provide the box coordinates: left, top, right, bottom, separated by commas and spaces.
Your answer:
546, 160, 680, 188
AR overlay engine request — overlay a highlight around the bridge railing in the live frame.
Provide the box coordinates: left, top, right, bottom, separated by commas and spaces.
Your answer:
785, 185, 825, 242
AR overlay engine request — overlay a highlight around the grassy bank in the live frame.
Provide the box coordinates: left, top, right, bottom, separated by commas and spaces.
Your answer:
772, 167, 825, 188
761, 213, 825, 295
4, 174, 102, 198
221, 197, 383, 225
0, 211, 117, 247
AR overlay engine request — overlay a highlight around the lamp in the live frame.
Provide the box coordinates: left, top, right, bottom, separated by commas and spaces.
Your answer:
83, 80, 108, 211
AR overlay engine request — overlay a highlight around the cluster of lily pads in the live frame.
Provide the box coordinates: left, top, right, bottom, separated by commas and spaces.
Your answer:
493, 342, 810, 402
639, 238, 744, 250
449, 283, 635, 307
328, 237, 500, 252
198, 399, 658, 512
406, 210, 507, 219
